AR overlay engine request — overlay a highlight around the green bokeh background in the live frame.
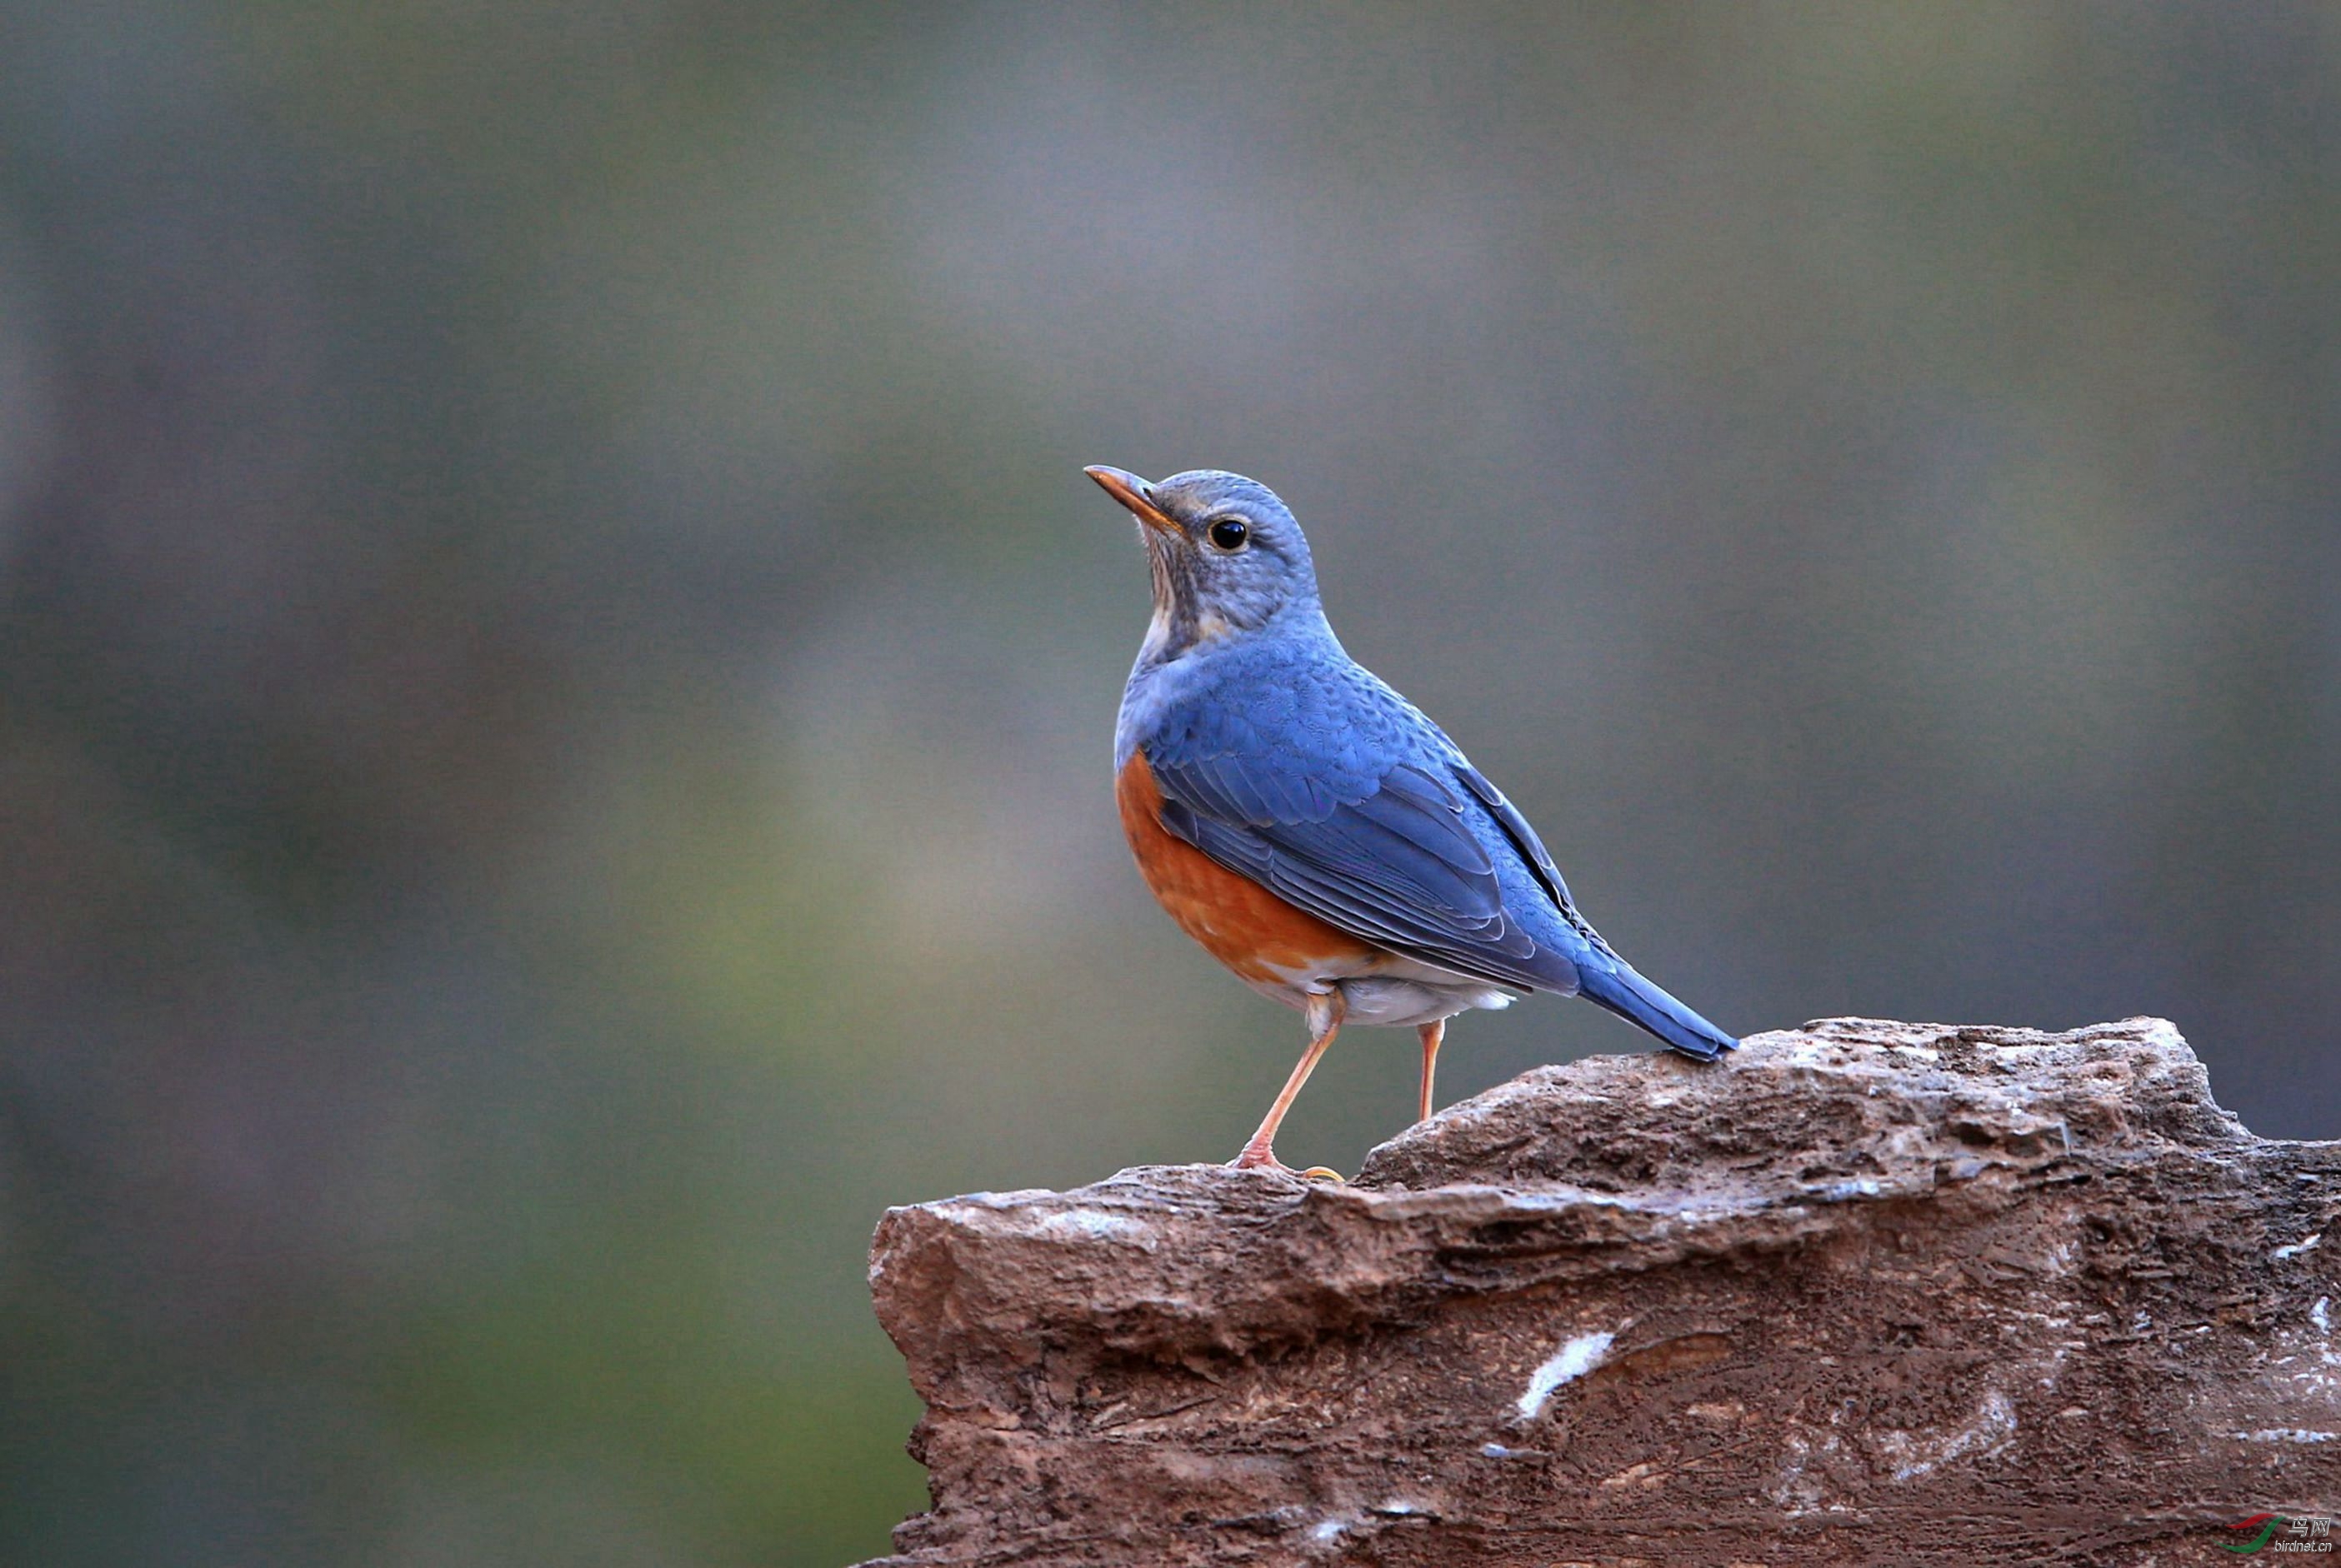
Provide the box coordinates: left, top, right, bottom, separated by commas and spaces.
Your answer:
0, 5, 2330, 1564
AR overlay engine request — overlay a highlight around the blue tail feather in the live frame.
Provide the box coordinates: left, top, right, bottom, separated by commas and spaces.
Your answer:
1576, 959, 1738, 1062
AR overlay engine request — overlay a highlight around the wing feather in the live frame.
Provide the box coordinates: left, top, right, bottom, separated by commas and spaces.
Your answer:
1145, 742, 1578, 994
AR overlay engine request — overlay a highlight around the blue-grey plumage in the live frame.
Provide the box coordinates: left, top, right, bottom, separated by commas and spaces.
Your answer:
1088, 464, 1734, 1171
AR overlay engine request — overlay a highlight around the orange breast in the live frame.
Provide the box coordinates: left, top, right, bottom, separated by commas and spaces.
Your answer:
1116, 750, 1379, 987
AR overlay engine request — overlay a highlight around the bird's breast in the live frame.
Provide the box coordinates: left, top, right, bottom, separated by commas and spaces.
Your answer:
1114, 750, 1379, 994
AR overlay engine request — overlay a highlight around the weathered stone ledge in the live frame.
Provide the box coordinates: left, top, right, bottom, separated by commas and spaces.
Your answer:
863, 1018, 2340, 1566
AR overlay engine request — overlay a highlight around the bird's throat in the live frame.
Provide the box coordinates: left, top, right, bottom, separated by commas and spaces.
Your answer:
1140, 542, 1210, 665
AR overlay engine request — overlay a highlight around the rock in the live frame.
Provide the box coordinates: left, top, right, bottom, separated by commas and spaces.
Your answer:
860, 1019, 2341, 1566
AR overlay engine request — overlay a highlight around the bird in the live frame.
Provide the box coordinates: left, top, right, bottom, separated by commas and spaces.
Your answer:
1085, 464, 1738, 1176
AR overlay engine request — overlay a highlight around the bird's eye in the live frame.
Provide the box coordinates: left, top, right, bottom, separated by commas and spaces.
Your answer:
1207, 517, 1249, 552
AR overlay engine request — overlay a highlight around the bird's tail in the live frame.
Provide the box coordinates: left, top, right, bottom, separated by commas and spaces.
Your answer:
1576, 957, 1738, 1062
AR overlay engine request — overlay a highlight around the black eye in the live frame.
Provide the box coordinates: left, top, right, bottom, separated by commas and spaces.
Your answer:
1208, 517, 1249, 551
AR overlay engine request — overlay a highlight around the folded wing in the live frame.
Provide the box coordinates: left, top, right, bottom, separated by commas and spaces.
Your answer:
1143, 742, 1586, 996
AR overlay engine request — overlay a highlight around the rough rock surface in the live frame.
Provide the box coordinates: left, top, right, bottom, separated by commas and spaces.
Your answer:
863, 1019, 2340, 1566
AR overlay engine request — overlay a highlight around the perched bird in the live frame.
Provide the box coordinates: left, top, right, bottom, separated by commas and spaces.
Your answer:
1087, 464, 1738, 1175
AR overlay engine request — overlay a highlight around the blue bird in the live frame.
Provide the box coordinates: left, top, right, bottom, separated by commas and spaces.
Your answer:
1087, 464, 1738, 1175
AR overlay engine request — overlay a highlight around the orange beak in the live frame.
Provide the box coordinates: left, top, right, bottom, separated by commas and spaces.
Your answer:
1083, 465, 1179, 536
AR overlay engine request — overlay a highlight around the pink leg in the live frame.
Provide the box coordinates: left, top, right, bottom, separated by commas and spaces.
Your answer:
1416, 1019, 1444, 1125
1232, 991, 1343, 1171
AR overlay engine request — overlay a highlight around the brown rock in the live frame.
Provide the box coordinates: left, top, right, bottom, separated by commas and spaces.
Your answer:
862, 1018, 2341, 1566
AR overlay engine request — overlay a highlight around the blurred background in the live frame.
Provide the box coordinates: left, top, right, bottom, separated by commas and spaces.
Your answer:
0, 3, 2331, 1563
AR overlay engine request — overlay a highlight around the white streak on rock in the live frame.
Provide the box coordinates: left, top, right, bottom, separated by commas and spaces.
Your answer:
1883, 1389, 2018, 1481
1517, 1331, 1616, 1420
1036, 1208, 1152, 1245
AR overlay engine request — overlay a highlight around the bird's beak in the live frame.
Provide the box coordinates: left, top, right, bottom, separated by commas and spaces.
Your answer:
1083, 465, 1179, 537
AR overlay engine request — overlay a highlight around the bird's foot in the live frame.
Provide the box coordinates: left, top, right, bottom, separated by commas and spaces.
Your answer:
1228, 1147, 1343, 1181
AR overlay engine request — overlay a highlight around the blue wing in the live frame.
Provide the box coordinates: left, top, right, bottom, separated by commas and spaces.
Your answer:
1138, 662, 1588, 996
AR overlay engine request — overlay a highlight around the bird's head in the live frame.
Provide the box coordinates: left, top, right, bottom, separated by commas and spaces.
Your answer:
1083, 465, 1324, 658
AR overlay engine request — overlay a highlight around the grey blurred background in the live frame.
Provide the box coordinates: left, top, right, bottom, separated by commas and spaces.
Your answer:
0, 3, 2331, 1564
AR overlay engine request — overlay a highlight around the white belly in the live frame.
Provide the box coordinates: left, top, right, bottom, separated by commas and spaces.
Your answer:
1243, 951, 1517, 1028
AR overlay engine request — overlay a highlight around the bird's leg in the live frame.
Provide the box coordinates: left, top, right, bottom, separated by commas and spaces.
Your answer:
1231, 990, 1343, 1173
1415, 1019, 1444, 1125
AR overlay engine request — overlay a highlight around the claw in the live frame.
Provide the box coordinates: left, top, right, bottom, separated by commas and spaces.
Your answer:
1226, 1153, 1344, 1182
